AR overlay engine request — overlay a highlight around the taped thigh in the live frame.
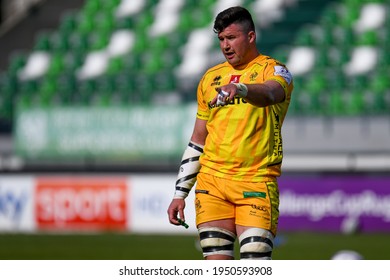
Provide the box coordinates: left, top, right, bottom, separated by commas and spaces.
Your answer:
239, 228, 274, 260
198, 227, 236, 258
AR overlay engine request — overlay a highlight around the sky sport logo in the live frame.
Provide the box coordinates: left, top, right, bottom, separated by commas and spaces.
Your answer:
35, 177, 127, 231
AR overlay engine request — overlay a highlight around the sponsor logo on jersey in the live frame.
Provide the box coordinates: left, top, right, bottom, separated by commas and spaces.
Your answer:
208, 95, 248, 109
229, 75, 241, 83
249, 71, 258, 81
274, 66, 292, 84
211, 75, 222, 86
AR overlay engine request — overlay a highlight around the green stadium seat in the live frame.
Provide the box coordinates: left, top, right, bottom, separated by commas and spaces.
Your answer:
135, 10, 154, 31
154, 71, 177, 92
333, 26, 355, 47
82, 0, 101, 18
76, 13, 95, 36
50, 31, 70, 53
123, 54, 143, 72
328, 71, 347, 91
7, 52, 27, 76
316, 25, 334, 47
340, 1, 362, 28
90, 91, 113, 106
177, 9, 194, 33
18, 80, 39, 96
68, 32, 90, 54
320, 3, 340, 29
94, 11, 115, 35
348, 75, 369, 91
77, 79, 97, 100
305, 72, 327, 93
315, 46, 331, 68
0, 74, 15, 119
370, 72, 390, 93
115, 72, 136, 94
0, 73, 18, 96
39, 77, 58, 99
56, 72, 77, 104
131, 31, 148, 55
34, 32, 52, 51
294, 25, 316, 46
0, 94, 13, 119
357, 30, 379, 45
115, 16, 135, 30
377, 49, 390, 70
101, 0, 121, 12
16, 92, 34, 109
345, 90, 365, 115
37, 90, 56, 107
132, 73, 154, 103
89, 31, 110, 50
46, 52, 65, 79
326, 90, 345, 116
96, 73, 117, 93
106, 57, 124, 75
58, 11, 78, 36
142, 55, 164, 74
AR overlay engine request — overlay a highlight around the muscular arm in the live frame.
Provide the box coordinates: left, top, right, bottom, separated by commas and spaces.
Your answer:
211, 80, 286, 108
190, 118, 208, 145
167, 117, 208, 226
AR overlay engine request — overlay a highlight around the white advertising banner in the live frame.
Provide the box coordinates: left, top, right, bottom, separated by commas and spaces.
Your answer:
128, 174, 197, 234
0, 176, 35, 232
0, 174, 197, 234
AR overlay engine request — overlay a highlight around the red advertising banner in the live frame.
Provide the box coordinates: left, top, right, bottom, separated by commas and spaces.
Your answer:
35, 177, 128, 231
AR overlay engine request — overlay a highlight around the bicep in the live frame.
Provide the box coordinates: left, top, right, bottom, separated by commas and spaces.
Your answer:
190, 118, 208, 146
263, 80, 286, 104
245, 80, 286, 107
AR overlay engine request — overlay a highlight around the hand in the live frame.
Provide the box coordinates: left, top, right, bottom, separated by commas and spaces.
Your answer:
209, 83, 240, 106
167, 198, 186, 226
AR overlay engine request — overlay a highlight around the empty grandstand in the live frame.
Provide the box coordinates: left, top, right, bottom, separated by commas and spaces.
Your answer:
0, 0, 389, 172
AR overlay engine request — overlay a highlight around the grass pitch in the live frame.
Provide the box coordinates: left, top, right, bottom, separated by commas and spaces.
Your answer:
0, 231, 389, 260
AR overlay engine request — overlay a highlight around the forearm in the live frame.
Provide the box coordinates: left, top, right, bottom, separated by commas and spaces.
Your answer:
241, 83, 278, 107
235, 82, 285, 107
174, 141, 204, 199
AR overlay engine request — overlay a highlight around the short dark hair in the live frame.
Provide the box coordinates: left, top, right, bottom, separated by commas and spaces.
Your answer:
213, 6, 255, 34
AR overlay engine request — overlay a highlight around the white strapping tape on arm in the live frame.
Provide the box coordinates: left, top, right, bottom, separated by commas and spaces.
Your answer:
233, 83, 248, 97
174, 141, 204, 199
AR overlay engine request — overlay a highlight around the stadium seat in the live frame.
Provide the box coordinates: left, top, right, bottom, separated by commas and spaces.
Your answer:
106, 30, 134, 57
50, 31, 70, 53
46, 52, 65, 79
68, 32, 90, 54
148, 0, 184, 37
106, 57, 124, 75
34, 31, 52, 51
346, 90, 365, 116
6, 52, 27, 77
56, 72, 78, 104
326, 90, 345, 116
58, 11, 78, 36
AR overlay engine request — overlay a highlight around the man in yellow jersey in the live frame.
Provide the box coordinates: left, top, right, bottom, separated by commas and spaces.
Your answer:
167, 6, 293, 260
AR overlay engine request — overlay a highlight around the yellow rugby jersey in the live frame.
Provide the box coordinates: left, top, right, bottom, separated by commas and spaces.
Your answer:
196, 54, 293, 182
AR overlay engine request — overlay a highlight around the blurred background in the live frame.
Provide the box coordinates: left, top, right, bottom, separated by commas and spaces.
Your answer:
0, 0, 389, 260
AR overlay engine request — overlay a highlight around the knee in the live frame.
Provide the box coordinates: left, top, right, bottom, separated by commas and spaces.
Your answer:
198, 227, 236, 259
239, 228, 274, 260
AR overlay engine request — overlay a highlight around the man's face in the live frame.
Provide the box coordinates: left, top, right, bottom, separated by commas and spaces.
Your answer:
218, 23, 255, 68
